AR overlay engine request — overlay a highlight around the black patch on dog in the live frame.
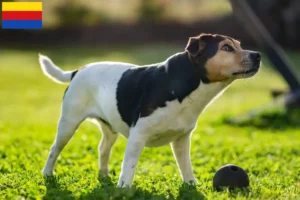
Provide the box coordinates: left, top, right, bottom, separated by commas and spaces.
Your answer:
70, 70, 78, 80
189, 35, 225, 83
116, 36, 224, 127
63, 70, 79, 99
193, 43, 219, 83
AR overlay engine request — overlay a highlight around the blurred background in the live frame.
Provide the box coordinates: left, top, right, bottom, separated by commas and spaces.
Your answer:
0, 0, 300, 48
0, 0, 299, 127
0, 0, 300, 134
1, 1, 300, 199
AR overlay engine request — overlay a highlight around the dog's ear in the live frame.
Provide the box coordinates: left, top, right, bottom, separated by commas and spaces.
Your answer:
185, 34, 212, 57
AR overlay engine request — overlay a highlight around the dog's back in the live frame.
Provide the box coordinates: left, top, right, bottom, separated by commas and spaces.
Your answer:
39, 55, 135, 134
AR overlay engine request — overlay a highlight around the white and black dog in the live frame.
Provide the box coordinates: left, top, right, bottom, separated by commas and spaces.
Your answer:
39, 33, 261, 187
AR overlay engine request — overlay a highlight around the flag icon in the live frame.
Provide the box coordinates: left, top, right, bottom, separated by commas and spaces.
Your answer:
2, 2, 42, 29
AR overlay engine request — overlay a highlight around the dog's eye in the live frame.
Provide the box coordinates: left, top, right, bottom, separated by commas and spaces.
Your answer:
221, 44, 234, 52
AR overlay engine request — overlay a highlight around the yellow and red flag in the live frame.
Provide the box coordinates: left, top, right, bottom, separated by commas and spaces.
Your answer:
2, 2, 42, 29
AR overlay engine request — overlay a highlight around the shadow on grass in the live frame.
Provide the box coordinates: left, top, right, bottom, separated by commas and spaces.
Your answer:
43, 176, 74, 200
224, 109, 300, 131
229, 188, 250, 197
177, 184, 206, 200
82, 175, 206, 200
214, 187, 250, 198
43, 174, 206, 200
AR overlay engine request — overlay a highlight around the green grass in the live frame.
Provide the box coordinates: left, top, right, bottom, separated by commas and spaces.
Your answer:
0, 45, 300, 199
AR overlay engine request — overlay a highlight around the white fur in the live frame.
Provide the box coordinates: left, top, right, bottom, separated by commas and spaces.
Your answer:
39, 55, 232, 187
39, 54, 75, 84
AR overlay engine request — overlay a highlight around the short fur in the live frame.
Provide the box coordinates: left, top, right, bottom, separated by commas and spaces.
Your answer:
39, 33, 261, 187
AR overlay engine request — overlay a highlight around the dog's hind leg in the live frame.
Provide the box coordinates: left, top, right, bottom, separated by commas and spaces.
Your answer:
96, 120, 118, 177
42, 116, 85, 176
42, 90, 88, 176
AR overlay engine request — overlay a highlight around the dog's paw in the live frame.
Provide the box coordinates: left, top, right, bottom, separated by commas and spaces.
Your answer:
117, 180, 131, 189
185, 179, 198, 186
42, 169, 54, 177
99, 169, 109, 177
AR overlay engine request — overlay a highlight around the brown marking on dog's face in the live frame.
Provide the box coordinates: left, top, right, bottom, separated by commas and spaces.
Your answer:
185, 34, 261, 83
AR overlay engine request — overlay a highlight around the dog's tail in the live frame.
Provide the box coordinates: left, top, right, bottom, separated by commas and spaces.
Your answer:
39, 54, 77, 84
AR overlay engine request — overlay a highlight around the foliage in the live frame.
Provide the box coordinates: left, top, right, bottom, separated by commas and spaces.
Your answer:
0, 46, 300, 199
137, 0, 166, 23
54, 0, 107, 27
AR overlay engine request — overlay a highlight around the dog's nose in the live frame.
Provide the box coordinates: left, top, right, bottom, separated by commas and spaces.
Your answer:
250, 52, 261, 62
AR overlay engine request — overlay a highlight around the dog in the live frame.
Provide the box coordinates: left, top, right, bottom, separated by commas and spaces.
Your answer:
39, 33, 261, 187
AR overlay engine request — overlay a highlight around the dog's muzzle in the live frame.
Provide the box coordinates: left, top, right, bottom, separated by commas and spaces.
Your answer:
249, 51, 261, 69
233, 51, 261, 76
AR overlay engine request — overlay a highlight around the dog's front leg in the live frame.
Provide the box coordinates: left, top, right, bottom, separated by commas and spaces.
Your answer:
117, 130, 146, 188
171, 132, 197, 185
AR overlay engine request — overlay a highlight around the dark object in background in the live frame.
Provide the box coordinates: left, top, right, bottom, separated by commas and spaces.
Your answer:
213, 164, 249, 191
229, 0, 300, 109
246, 0, 300, 47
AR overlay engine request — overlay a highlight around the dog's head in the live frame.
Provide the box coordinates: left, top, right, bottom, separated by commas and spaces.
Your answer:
185, 33, 261, 82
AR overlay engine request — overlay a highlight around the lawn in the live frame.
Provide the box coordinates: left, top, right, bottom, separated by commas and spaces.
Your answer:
0, 45, 300, 199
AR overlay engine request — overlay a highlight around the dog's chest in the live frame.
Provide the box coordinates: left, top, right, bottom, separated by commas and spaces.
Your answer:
134, 82, 228, 147
142, 105, 197, 147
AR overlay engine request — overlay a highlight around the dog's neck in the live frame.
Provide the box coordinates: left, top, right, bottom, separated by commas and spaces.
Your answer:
165, 51, 211, 84
164, 52, 232, 104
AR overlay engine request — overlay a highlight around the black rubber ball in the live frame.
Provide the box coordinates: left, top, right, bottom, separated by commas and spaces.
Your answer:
213, 164, 249, 190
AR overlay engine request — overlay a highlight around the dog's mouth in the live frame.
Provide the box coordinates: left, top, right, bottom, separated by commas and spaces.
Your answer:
232, 67, 259, 76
